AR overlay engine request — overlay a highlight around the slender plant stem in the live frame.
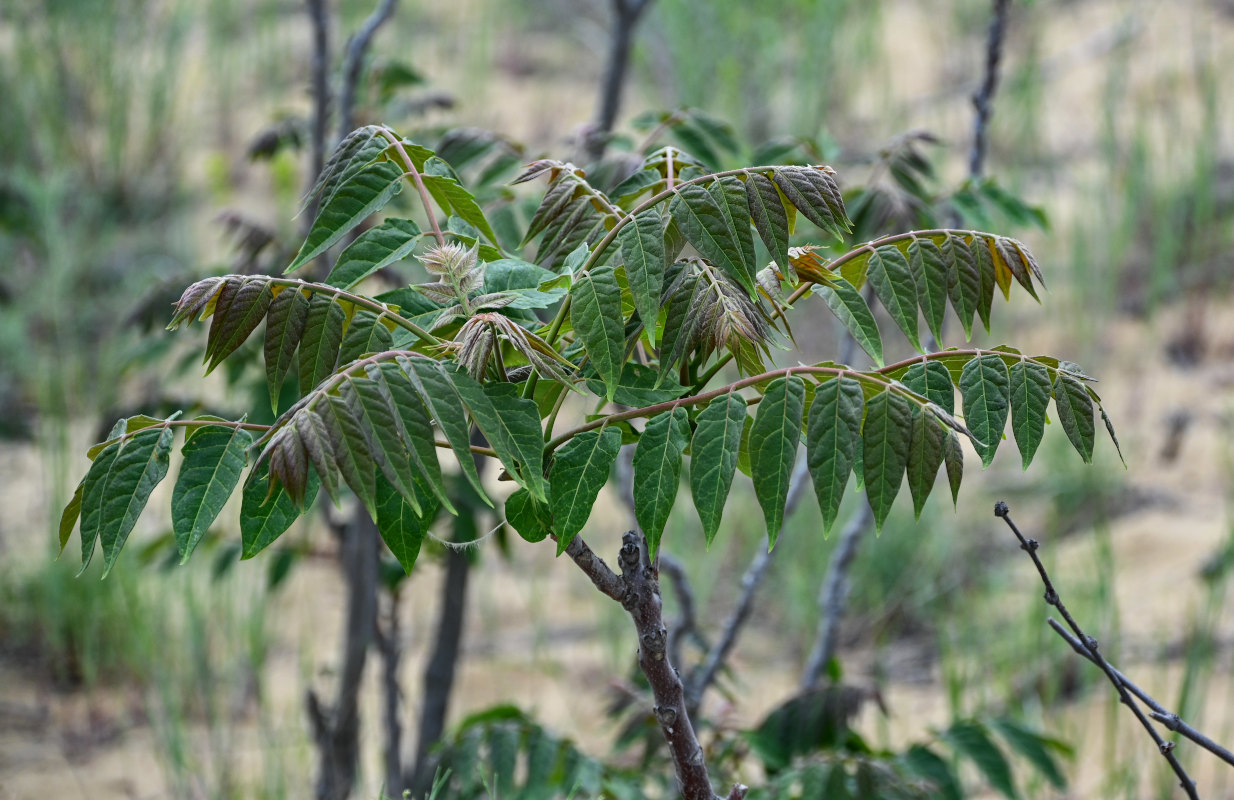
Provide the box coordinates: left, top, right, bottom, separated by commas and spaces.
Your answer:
996, 503, 1200, 799
1047, 619, 1234, 769
969, 0, 1011, 180
380, 127, 445, 246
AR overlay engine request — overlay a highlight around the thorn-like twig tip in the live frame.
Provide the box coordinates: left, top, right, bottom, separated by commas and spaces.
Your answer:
994, 500, 1010, 517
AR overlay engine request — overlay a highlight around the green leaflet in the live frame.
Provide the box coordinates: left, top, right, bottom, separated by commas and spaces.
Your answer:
807, 376, 864, 536
960, 354, 1011, 467
990, 717, 1068, 790
172, 424, 252, 563
750, 376, 806, 547
288, 158, 404, 273
1008, 361, 1052, 469
906, 409, 946, 519
585, 363, 686, 407
321, 394, 378, 516
523, 177, 579, 245
690, 393, 747, 547
708, 176, 757, 290
338, 309, 393, 365
58, 481, 84, 555
400, 357, 489, 505
366, 362, 456, 514
549, 427, 622, 551
422, 167, 502, 248
241, 469, 320, 559
632, 407, 690, 556
862, 390, 913, 531
619, 208, 666, 345
342, 376, 420, 513
901, 746, 962, 800
447, 368, 548, 501
972, 235, 997, 332
295, 409, 340, 502
1053, 373, 1095, 463
995, 237, 1039, 300
900, 360, 955, 414
944, 721, 1018, 799
306, 125, 389, 210
941, 232, 980, 339
298, 294, 346, 395
866, 245, 923, 351
745, 172, 792, 281
264, 287, 309, 412
483, 258, 564, 310
78, 442, 121, 573
907, 236, 949, 345
668, 183, 754, 293
944, 431, 964, 507
771, 166, 848, 241
816, 278, 883, 366
375, 473, 438, 574
94, 427, 175, 576
205, 278, 273, 373
1102, 407, 1126, 467
569, 266, 625, 402
327, 217, 421, 289
505, 487, 552, 544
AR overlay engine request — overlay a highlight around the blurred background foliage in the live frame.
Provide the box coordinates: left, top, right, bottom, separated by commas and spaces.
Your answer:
2, 0, 1234, 798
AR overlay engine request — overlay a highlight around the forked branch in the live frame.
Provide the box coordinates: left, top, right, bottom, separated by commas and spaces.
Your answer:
996, 502, 1207, 798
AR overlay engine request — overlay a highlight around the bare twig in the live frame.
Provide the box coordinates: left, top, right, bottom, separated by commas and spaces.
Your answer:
1049, 619, 1234, 769
996, 502, 1201, 799
304, 0, 331, 232
373, 595, 403, 795
337, 0, 398, 142
307, 504, 380, 800
800, 503, 874, 690
407, 429, 488, 795
584, 0, 655, 162
969, 0, 1010, 179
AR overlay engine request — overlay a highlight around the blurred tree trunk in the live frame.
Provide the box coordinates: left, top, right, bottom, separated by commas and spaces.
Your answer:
307, 506, 380, 800
584, 0, 654, 163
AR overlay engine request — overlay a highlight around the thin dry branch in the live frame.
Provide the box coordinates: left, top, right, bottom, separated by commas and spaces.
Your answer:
969, 0, 1010, 179
996, 502, 1202, 799
801, 503, 873, 690
1049, 619, 1234, 769
338, 0, 398, 142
